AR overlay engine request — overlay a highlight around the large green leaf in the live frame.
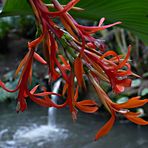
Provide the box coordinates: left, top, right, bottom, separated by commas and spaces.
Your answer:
1, 0, 31, 16
1, 0, 148, 43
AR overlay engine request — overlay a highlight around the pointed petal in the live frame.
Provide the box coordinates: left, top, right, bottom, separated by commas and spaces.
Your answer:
74, 86, 79, 101
76, 99, 98, 113
74, 56, 84, 87
76, 103, 98, 113
77, 100, 97, 106
62, 82, 68, 96
115, 45, 131, 70
34, 91, 61, 97
55, 58, 69, 83
100, 50, 119, 61
95, 112, 115, 141
29, 92, 68, 108
125, 113, 148, 125
34, 52, 47, 65
47, 0, 80, 16
98, 17, 105, 27
28, 34, 44, 49
30, 85, 40, 94
114, 97, 148, 109
15, 53, 28, 77
77, 21, 121, 34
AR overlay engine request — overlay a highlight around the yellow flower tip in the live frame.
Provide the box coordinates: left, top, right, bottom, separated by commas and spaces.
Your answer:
71, 6, 84, 11
45, 4, 84, 11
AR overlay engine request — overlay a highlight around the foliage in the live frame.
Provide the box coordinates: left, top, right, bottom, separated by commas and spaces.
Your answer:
1, 0, 148, 44
17, 15, 36, 38
0, 15, 36, 40
141, 88, 148, 97
0, 17, 12, 39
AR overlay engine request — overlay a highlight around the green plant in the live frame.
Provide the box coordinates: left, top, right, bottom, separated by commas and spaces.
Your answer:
0, 18, 11, 39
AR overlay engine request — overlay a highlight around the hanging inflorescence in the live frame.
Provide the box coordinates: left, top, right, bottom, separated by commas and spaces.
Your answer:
0, 0, 148, 140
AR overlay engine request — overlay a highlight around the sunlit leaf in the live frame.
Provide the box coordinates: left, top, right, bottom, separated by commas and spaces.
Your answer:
131, 79, 141, 88
1, 0, 31, 16
141, 88, 148, 96
116, 97, 128, 104
1, 0, 148, 43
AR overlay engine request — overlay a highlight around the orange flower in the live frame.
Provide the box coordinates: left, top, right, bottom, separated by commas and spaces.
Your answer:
74, 86, 99, 113
88, 73, 148, 140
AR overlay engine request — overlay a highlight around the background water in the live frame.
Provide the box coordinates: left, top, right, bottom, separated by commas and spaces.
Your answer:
0, 103, 148, 148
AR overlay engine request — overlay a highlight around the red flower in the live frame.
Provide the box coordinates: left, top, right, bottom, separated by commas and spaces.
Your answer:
88, 73, 148, 140
0, 0, 147, 141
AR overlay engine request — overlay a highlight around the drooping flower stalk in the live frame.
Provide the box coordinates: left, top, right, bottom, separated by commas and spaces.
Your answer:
0, 0, 148, 140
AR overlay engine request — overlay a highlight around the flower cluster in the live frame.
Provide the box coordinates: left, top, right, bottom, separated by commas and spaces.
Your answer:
0, 0, 147, 140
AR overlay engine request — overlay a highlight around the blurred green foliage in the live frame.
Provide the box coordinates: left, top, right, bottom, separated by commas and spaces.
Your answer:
0, 71, 40, 102
0, 15, 35, 40
0, 18, 12, 39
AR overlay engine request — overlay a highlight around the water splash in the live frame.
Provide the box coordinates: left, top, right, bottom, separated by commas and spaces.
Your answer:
13, 124, 68, 144
6, 79, 69, 146
48, 79, 62, 126
0, 129, 8, 138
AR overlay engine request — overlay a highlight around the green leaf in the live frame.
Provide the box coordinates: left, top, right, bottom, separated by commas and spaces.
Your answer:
0, 0, 31, 16
116, 97, 128, 104
1, 0, 148, 43
141, 88, 148, 96
131, 79, 141, 88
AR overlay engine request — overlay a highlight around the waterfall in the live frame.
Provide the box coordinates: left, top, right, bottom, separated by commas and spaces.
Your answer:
48, 79, 62, 126
9, 78, 68, 144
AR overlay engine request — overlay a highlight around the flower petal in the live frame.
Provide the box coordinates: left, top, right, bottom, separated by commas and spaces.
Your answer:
114, 97, 148, 109
95, 111, 115, 141
125, 113, 148, 125
74, 56, 84, 87
34, 52, 47, 65
76, 99, 98, 113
